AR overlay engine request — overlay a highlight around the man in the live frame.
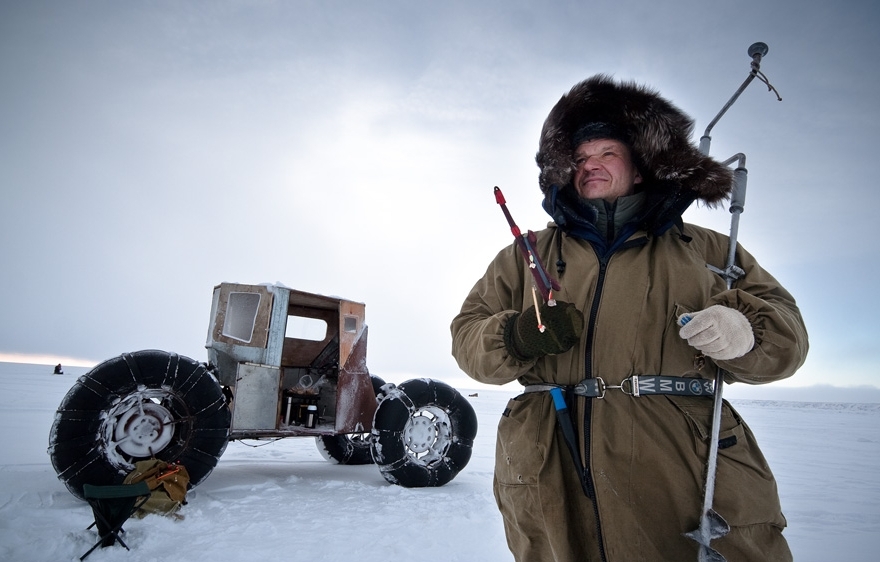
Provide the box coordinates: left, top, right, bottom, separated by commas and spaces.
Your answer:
450, 75, 808, 561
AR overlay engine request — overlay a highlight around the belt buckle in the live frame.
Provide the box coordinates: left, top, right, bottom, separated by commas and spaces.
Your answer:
625, 375, 639, 397
574, 378, 606, 399
597, 376, 639, 398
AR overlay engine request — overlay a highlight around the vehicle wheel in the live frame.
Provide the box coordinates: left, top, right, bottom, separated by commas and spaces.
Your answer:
316, 374, 385, 465
371, 378, 477, 487
48, 350, 231, 500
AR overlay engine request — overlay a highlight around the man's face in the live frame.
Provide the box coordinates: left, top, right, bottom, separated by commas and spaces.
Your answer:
572, 138, 642, 202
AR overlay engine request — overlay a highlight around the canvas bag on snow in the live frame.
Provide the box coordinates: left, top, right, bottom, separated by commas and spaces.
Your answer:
123, 459, 190, 518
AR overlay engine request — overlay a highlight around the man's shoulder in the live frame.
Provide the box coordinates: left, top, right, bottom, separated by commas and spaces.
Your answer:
534, 223, 559, 240
674, 222, 738, 261
489, 224, 559, 263
680, 222, 728, 242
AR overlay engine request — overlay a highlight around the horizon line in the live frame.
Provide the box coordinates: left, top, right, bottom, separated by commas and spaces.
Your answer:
0, 352, 98, 368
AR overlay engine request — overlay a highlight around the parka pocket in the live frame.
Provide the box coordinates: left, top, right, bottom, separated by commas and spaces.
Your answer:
672, 302, 694, 325
666, 303, 709, 373
666, 394, 740, 444
667, 395, 786, 528
495, 395, 549, 486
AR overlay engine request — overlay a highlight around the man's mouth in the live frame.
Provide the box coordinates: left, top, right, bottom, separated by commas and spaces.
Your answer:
583, 176, 608, 184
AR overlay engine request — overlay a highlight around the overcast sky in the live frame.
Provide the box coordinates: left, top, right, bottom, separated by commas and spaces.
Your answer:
2, 0, 878, 393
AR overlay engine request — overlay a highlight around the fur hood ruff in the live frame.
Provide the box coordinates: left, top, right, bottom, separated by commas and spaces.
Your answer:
536, 75, 733, 207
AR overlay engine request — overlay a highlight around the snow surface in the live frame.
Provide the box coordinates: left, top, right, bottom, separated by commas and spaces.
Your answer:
1, 361, 878, 562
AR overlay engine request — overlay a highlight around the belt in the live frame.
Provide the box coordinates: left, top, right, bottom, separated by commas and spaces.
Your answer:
523, 375, 714, 399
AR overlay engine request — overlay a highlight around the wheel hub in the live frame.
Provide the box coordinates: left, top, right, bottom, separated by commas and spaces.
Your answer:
401, 406, 452, 463
114, 400, 174, 457
403, 415, 438, 454
102, 388, 180, 464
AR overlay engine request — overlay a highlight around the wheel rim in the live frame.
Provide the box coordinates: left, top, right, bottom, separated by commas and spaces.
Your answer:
401, 406, 452, 465
101, 387, 190, 471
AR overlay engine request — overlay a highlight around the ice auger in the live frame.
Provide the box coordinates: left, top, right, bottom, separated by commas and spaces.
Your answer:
684, 42, 782, 562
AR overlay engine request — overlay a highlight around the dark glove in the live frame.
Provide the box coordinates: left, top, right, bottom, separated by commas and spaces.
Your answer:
504, 301, 584, 360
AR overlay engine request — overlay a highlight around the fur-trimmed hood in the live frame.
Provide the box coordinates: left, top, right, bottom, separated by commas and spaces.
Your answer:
536, 75, 733, 207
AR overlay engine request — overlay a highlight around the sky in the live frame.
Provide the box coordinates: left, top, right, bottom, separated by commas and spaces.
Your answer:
1, 0, 879, 394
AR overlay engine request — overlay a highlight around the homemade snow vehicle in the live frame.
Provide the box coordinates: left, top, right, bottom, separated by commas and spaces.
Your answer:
49, 283, 478, 500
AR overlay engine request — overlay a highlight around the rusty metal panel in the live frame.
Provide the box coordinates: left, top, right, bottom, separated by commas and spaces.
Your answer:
286, 288, 345, 310
334, 327, 375, 432
339, 300, 366, 368
211, 283, 273, 348
231, 363, 281, 430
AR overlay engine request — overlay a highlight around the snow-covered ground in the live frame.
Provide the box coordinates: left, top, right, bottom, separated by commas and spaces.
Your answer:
1, 361, 878, 561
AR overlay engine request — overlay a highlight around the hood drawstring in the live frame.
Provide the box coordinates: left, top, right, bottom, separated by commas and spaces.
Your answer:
546, 184, 568, 276
674, 217, 693, 243
555, 229, 566, 276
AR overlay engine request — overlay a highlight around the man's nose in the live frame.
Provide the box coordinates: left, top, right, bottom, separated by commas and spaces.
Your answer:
580, 155, 600, 169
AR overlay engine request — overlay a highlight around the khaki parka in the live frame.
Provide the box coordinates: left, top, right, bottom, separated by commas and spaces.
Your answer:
450, 221, 808, 562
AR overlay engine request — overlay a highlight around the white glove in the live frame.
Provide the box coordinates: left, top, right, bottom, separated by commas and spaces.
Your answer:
678, 305, 754, 360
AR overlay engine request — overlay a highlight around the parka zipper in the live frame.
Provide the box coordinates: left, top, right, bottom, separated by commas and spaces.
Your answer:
581, 236, 649, 562
583, 255, 609, 562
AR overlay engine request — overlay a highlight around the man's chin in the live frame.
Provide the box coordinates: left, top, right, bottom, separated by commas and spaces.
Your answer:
576, 187, 607, 200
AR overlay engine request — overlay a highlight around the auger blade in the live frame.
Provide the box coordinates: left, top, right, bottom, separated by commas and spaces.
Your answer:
696, 545, 727, 562
684, 509, 730, 562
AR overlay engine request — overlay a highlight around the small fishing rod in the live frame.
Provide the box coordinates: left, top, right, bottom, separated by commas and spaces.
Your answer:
494, 186, 561, 331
